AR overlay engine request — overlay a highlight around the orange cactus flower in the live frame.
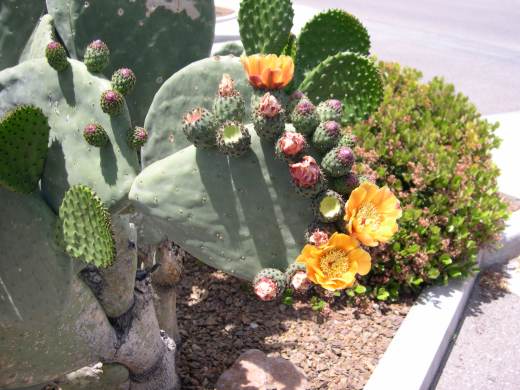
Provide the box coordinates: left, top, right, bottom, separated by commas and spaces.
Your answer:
344, 182, 402, 247
296, 233, 371, 291
240, 54, 294, 90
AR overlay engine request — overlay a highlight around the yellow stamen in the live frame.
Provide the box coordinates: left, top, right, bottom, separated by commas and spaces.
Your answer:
357, 202, 381, 228
319, 249, 350, 278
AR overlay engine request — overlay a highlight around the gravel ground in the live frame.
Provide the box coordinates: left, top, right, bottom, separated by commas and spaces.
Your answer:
176, 257, 412, 389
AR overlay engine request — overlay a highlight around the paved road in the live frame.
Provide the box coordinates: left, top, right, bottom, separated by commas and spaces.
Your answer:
434, 258, 520, 390
295, 0, 520, 115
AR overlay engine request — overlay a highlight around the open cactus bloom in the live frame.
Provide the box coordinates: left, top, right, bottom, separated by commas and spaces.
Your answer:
344, 182, 402, 247
297, 233, 371, 291
240, 53, 294, 90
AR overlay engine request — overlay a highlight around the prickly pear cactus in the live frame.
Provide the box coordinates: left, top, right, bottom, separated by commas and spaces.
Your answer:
130, 124, 314, 280
0, 58, 140, 212
294, 9, 370, 86
46, 0, 216, 124
0, 0, 46, 70
142, 55, 254, 166
0, 187, 117, 388
238, 0, 294, 55
299, 52, 383, 123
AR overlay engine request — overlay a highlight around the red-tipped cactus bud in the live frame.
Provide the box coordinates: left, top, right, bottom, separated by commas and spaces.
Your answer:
45, 41, 69, 72
84, 39, 110, 73
83, 123, 109, 147
111, 68, 136, 95
100, 90, 124, 116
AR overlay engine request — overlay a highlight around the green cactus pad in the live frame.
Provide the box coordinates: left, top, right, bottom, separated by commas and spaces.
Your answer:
299, 52, 383, 123
58, 184, 115, 268
142, 56, 254, 166
19, 14, 56, 63
0, 187, 117, 388
294, 9, 370, 86
0, 58, 139, 212
0, 105, 50, 193
129, 124, 314, 281
238, 0, 294, 55
47, 0, 215, 124
0, 0, 45, 70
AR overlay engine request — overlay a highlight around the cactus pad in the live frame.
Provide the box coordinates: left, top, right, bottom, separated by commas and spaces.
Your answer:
0, 105, 50, 193
299, 52, 383, 123
57, 184, 116, 268
294, 9, 370, 85
129, 125, 314, 281
142, 56, 254, 165
0, 58, 139, 212
238, 0, 294, 55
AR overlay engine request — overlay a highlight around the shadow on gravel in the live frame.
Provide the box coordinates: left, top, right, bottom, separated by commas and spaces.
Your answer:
175, 257, 412, 390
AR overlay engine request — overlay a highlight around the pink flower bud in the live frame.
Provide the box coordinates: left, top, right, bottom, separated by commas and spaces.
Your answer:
253, 277, 278, 301
218, 74, 236, 97
258, 93, 282, 118
277, 131, 305, 157
289, 155, 321, 188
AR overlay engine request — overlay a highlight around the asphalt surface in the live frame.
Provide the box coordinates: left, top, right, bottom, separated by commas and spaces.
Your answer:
295, 0, 520, 115
434, 259, 520, 390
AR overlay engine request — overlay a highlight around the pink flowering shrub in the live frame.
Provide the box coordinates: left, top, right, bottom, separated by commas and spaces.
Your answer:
349, 62, 509, 300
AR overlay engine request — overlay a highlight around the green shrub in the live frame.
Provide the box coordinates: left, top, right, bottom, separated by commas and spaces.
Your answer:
350, 62, 509, 299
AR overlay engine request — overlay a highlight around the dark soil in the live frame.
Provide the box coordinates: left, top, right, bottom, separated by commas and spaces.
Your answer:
176, 257, 412, 389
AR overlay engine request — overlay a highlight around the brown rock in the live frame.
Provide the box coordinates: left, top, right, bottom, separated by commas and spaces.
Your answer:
216, 349, 308, 390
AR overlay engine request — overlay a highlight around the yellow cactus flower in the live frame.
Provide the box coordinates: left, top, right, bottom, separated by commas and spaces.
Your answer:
296, 233, 371, 291
344, 182, 402, 247
240, 53, 294, 90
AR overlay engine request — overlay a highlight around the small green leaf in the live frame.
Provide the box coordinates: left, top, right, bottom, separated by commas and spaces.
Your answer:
354, 285, 367, 294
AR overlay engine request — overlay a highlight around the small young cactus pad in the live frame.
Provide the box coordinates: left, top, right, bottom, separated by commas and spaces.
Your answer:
128, 126, 148, 149
252, 268, 286, 301
45, 41, 69, 71
111, 68, 136, 95
182, 107, 218, 148
331, 172, 360, 196
100, 90, 124, 116
321, 146, 355, 177
83, 123, 109, 147
312, 120, 341, 154
83, 39, 110, 73
291, 99, 319, 136
0, 105, 50, 193
57, 184, 115, 268
316, 100, 343, 123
